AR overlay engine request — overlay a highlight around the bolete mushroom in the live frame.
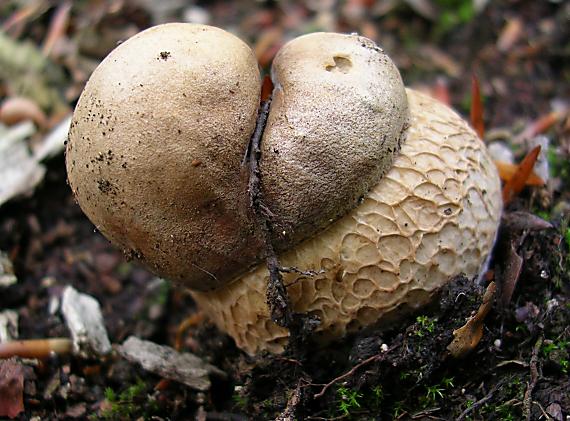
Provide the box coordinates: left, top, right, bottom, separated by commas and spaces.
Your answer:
66, 23, 502, 355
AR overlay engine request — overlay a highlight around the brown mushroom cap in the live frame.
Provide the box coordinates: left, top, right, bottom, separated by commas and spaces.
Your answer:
262, 32, 408, 247
66, 25, 409, 291
66, 23, 263, 290
191, 89, 502, 355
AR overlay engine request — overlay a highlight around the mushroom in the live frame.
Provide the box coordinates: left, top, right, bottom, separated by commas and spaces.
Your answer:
66, 23, 502, 355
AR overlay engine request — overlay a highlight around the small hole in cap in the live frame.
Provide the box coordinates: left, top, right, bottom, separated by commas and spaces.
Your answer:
325, 56, 352, 73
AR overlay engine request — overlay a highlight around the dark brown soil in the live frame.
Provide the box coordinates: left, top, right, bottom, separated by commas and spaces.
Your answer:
1, 1, 569, 420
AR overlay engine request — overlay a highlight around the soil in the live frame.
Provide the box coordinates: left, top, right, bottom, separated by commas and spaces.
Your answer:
1, 1, 569, 420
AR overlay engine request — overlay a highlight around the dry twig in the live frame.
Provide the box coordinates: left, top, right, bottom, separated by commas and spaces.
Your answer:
314, 344, 396, 399
457, 381, 504, 421
523, 335, 543, 421
246, 97, 293, 328
0, 338, 72, 359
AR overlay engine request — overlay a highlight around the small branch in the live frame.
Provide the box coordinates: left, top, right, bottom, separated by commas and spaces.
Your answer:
313, 345, 395, 399
0, 338, 72, 359
246, 97, 293, 328
523, 335, 543, 421
410, 407, 444, 419
457, 381, 503, 421
174, 311, 204, 351
275, 380, 304, 421
279, 266, 325, 277
313, 355, 377, 398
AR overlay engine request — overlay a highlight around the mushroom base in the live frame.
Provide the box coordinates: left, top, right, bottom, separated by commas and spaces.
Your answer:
191, 89, 502, 355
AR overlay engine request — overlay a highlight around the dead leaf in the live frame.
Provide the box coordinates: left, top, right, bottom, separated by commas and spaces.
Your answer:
0, 358, 25, 419
517, 110, 565, 142
499, 241, 523, 307
447, 282, 496, 358
470, 75, 485, 140
501, 211, 552, 232
497, 17, 523, 52
2, 1, 48, 37
420, 45, 461, 77
494, 160, 545, 186
502, 146, 542, 204
432, 78, 451, 105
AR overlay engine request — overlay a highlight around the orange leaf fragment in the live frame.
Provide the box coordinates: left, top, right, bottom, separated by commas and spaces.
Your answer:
502, 145, 542, 204
470, 75, 485, 140
2, 1, 46, 36
494, 160, 545, 186
500, 242, 523, 306
174, 311, 204, 351
519, 111, 563, 140
261, 75, 274, 103
447, 282, 496, 358
432, 78, 451, 106
154, 378, 171, 391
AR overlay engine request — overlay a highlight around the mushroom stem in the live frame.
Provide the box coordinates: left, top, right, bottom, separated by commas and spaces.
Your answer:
246, 95, 293, 328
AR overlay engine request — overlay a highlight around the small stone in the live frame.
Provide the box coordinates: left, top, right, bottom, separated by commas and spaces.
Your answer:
65, 402, 86, 419
493, 339, 502, 350
118, 336, 226, 391
487, 141, 514, 164
61, 286, 111, 358
546, 403, 563, 421
0, 251, 17, 287
48, 294, 60, 315
546, 298, 559, 312
0, 310, 18, 342
529, 135, 550, 183
43, 374, 60, 400
183, 6, 210, 25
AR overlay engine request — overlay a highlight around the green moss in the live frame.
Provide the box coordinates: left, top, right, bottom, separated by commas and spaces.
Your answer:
420, 377, 454, 408
415, 315, 436, 337
232, 390, 248, 412
433, 0, 475, 37
548, 146, 570, 187
542, 338, 570, 374
336, 385, 363, 417
100, 378, 158, 420
479, 376, 525, 420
